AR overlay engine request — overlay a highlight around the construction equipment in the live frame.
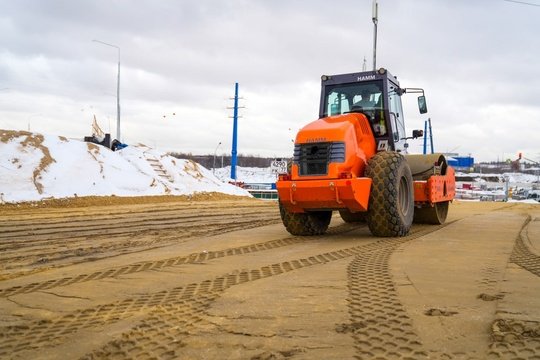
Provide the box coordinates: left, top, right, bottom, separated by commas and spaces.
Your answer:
518, 152, 540, 166
276, 68, 455, 237
84, 115, 111, 148
84, 115, 127, 151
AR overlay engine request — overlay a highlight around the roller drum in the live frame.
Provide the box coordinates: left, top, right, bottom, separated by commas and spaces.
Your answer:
404, 153, 448, 181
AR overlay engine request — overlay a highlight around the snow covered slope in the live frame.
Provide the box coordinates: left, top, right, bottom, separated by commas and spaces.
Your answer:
214, 166, 277, 183
0, 130, 250, 203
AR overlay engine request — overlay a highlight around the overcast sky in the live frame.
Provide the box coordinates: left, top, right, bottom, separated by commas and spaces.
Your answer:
0, 0, 538, 162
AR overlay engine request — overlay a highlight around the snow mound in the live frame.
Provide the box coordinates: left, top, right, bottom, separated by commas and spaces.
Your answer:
0, 130, 250, 203
214, 166, 277, 183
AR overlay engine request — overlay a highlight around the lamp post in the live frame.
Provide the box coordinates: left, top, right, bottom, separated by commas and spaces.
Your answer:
27, 113, 42, 132
93, 39, 121, 141
213, 142, 222, 174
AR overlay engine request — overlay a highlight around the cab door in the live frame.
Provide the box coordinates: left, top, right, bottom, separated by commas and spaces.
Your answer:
387, 80, 406, 152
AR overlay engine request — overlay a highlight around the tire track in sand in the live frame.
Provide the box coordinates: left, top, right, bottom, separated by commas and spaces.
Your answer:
0, 207, 280, 279
510, 216, 540, 277
346, 234, 429, 359
0, 224, 448, 359
487, 215, 540, 360
346, 211, 533, 360
0, 208, 277, 242
0, 223, 358, 297
0, 217, 280, 280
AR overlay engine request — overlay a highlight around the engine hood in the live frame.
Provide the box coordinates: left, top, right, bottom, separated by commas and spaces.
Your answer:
292, 113, 376, 179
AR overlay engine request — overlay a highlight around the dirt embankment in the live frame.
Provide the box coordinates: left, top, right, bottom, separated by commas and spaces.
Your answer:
0, 193, 247, 213
0, 199, 539, 359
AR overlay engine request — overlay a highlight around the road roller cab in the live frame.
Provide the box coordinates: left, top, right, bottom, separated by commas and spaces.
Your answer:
276, 68, 455, 237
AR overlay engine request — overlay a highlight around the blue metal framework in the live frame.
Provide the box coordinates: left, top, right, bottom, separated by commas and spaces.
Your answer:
423, 118, 434, 154
231, 82, 239, 180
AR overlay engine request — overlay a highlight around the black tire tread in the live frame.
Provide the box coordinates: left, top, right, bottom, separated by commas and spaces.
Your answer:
366, 151, 414, 237
339, 210, 366, 223
279, 202, 332, 236
413, 201, 449, 224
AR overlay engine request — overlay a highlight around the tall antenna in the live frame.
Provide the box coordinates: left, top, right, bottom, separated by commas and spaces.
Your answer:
362, 56, 367, 71
372, 0, 379, 71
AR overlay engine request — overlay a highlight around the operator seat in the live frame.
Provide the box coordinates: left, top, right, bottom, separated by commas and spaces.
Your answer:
371, 94, 386, 136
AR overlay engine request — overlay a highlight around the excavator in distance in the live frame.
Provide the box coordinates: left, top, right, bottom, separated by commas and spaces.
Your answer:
276, 67, 455, 237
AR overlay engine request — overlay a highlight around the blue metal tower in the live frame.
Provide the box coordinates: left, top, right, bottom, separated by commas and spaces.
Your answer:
423, 118, 434, 154
231, 82, 239, 180
423, 120, 428, 154
428, 118, 434, 154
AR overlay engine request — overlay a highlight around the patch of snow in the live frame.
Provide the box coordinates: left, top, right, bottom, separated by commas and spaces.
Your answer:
0, 130, 250, 203
455, 171, 539, 184
214, 166, 277, 184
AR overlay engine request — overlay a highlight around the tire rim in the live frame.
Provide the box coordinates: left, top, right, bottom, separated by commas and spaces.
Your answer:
398, 176, 411, 217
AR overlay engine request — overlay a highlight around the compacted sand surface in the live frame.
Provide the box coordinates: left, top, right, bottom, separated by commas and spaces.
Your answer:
0, 197, 539, 359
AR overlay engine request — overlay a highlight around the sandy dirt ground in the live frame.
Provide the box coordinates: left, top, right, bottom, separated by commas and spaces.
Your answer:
0, 197, 539, 359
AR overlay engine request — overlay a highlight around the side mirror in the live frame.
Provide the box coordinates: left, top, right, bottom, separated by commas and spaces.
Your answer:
412, 129, 424, 139
418, 95, 428, 114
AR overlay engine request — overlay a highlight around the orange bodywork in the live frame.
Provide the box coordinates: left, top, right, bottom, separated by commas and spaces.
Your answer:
276, 177, 372, 213
277, 113, 375, 213
277, 112, 455, 214
291, 113, 376, 180
413, 166, 456, 205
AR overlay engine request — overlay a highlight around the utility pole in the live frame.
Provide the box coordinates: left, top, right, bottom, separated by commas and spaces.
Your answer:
422, 119, 434, 154
372, 0, 379, 71
227, 83, 245, 181
428, 118, 434, 154
213, 141, 221, 174
423, 121, 428, 155
231, 83, 239, 180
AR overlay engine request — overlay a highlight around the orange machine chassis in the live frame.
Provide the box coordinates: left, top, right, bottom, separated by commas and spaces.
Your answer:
277, 166, 455, 214
412, 166, 456, 205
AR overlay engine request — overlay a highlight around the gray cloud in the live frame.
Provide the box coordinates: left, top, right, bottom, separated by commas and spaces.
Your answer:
0, 0, 538, 161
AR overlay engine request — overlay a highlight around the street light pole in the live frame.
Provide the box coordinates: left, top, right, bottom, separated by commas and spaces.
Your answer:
27, 113, 42, 132
213, 142, 222, 174
93, 39, 121, 141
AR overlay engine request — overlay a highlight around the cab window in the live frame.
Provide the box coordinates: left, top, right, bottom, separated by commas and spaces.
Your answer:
387, 83, 405, 145
327, 91, 350, 115
323, 81, 383, 117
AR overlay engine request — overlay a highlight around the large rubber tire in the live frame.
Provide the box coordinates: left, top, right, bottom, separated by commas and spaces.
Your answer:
366, 151, 414, 237
413, 201, 449, 225
279, 202, 332, 236
339, 210, 366, 223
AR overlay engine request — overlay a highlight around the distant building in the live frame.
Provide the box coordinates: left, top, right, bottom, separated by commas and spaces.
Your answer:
447, 155, 474, 172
